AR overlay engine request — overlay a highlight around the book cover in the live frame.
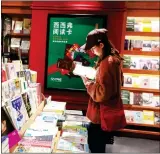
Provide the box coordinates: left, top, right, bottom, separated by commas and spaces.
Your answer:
124, 110, 134, 123
2, 81, 10, 103
23, 18, 31, 34
65, 110, 83, 116
130, 57, 140, 69
133, 111, 143, 123
5, 63, 17, 80
134, 19, 143, 32
10, 96, 29, 130
14, 78, 21, 96
18, 138, 53, 148
13, 20, 23, 33
121, 90, 130, 105
123, 56, 131, 68
35, 114, 58, 125
150, 58, 159, 70
151, 20, 159, 32
73, 64, 97, 80
123, 74, 133, 87
126, 18, 135, 31
149, 76, 159, 89
142, 40, 152, 51
152, 96, 160, 107
142, 19, 152, 32
141, 93, 154, 107
14, 145, 52, 153
61, 132, 87, 144
43, 101, 66, 114
10, 38, 21, 48
139, 76, 150, 88
22, 92, 32, 117
154, 112, 160, 125
8, 79, 16, 99
151, 41, 160, 51
65, 115, 90, 123
132, 40, 143, 50
143, 110, 154, 125
133, 92, 143, 105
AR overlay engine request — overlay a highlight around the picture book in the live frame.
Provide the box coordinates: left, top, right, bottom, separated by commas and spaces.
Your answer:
22, 92, 32, 117
151, 41, 160, 51
133, 111, 143, 123
5, 63, 17, 80
2, 81, 10, 103
9, 96, 29, 130
141, 93, 154, 107
143, 110, 154, 125
142, 40, 152, 51
123, 74, 133, 87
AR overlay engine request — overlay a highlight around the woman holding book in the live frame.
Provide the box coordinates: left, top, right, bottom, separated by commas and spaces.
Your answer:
80, 28, 126, 153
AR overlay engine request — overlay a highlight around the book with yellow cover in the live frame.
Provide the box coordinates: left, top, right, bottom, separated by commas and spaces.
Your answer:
142, 19, 152, 32
143, 110, 154, 125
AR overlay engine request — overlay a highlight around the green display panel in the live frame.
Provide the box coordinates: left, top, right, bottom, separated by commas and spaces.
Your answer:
45, 15, 106, 91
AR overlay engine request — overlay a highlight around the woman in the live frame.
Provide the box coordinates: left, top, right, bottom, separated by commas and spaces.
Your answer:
80, 28, 126, 153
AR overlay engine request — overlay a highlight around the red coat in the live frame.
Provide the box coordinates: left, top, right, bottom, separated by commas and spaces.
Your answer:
84, 55, 126, 131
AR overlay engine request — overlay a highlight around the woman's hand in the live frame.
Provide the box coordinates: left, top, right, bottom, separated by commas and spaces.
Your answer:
81, 76, 93, 86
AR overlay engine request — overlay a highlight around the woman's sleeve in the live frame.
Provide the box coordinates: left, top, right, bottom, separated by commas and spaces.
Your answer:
86, 58, 113, 102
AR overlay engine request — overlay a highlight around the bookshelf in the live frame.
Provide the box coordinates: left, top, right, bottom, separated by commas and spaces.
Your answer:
126, 32, 159, 37
1, 2, 32, 67
122, 50, 159, 56
120, 5, 160, 139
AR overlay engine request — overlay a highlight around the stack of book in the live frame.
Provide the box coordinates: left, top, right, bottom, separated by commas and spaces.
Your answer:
14, 123, 59, 153
56, 110, 90, 153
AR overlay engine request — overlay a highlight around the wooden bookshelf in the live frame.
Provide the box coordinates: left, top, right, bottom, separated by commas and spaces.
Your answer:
118, 128, 160, 136
122, 50, 159, 56
127, 123, 160, 128
126, 31, 160, 37
121, 87, 160, 93
10, 32, 30, 37
123, 104, 160, 112
122, 68, 160, 75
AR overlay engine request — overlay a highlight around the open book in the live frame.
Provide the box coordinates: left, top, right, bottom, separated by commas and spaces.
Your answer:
73, 63, 96, 80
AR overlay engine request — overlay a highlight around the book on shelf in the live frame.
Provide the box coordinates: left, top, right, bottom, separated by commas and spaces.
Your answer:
2, 16, 12, 36
143, 110, 154, 125
23, 18, 31, 34
142, 41, 152, 51
154, 112, 160, 125
20, 39, 30, 53
151, 41, 160, 51
10, 38, 21, 48
126, 18, 135, 31
5, 63, 17, 80
8, 96, 29, 130
121, 90, 130, 105
123, 74, 159, 89
13, 20, 23, 33
142, 19, 152, 32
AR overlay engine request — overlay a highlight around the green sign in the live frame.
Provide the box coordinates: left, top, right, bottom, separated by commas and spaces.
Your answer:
46, 15, 106, 91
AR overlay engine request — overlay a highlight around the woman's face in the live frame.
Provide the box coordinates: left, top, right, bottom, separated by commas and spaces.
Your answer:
91, 43, 104, 57
2, 120, 7, 134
